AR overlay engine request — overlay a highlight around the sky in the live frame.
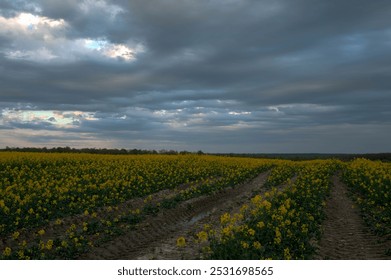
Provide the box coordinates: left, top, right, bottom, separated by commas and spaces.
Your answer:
0, 0, 390, 153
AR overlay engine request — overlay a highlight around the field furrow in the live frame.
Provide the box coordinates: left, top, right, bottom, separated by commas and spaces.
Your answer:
1, 153, 389, 260
79, 171, 271, 259
315, 175, 389, 259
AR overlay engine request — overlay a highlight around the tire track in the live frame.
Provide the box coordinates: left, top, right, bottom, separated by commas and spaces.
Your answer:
129, 172, 296, 260
78, 171, 270, 259
315, 175, 389, 260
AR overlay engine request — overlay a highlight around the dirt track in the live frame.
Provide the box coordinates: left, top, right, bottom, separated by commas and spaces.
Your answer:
78, 172, 389, 260
79, 171, 270, 259
315, 175, 389, 260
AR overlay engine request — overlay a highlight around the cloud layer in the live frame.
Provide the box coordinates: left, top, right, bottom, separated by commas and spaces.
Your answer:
1, 0, 390, 152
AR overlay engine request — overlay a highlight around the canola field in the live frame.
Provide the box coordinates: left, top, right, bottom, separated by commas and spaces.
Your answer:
0, 152, 389, 259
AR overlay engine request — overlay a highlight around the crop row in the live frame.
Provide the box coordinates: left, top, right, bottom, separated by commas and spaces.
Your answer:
0, 152, 273, 259
193, 160, 338, 259
341, 159, 391, 237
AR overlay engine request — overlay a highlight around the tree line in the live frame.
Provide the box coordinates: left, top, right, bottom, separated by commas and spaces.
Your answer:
1, 146, 205, 155
1, 147, 390, 161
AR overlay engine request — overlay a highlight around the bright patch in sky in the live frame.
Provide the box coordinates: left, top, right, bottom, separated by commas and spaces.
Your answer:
0, 12, 143, 63
84, 39, 107, 51
84, 39, 139, 61
0, 12, 67, 35
15, 12, 66, 29
228, 111, 252, 116
105, 44, 136, 60
1, 109, 97, 127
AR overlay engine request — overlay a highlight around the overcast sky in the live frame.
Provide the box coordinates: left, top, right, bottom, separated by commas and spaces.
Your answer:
0, 0, 390, 153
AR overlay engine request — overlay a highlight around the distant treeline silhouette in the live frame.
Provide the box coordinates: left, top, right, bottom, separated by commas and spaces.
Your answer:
210, 153, 391, 162
1, 147, 390, 161
1, 146, 204, 155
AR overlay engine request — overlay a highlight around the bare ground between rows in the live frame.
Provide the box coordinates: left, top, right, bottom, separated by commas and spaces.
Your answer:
135, 174, 297, 260
0, 176, 221, 250
78, 171, 278, 260
314, 175, 390, 260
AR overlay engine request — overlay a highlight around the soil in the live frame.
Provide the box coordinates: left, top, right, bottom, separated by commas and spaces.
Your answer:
0, 176, 222, 250
78, 172, 389, 260
314, 175, 390, 260
78, 171, 272, 259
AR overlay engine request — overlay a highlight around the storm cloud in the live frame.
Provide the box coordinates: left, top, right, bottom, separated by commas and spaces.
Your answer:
0, 0, 390, 153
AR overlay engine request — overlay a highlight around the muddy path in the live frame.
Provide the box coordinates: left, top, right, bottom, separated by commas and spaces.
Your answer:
78, 171, 273, 259
135, 173, 297, 260
0, 176, 223, 251
315, 175, 389, 260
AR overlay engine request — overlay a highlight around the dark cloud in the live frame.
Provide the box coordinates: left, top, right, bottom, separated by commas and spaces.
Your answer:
0, 0, 390, 152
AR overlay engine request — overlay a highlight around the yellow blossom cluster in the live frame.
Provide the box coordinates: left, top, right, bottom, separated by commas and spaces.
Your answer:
203, 160, 338, 259
264, 161, 300, 188
341, 159, 390, 236
0, 152, 272, 259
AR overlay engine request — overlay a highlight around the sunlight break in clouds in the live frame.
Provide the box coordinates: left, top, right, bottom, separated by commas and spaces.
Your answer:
1, 109, 97, 128
15, 12, 66, 29
0, 12, 144, 62
0, 12, 67, 36
84, 39, 144, 61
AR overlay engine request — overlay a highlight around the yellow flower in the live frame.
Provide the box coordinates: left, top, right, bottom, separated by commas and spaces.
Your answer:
38, 229, 45, 236
54, 219, 62, 225
20, 240, 27, 248
203, 224, 211, 231
61, 240, 68, 248
240, 204, 249, 213
261, 200, 272, 210
12, 231, 20, 240
251, 195, 262, 206
241, 241, 249, 249
196, 231, 208, 242
221, 225, 233, 237
253, 241, 262, 250
274, 228, 282, 244
17, 250, 25, 260
256, 221, 265, 229
284, 198, 291, 209
3, 247, 12, 257
220, 213, 231, 225
176, 237, 186, 247
232, 213, 244, 223
284, 248, 291, 260
279, 205, 287, 215
248, 228, 255, 236
46, 240, 54, 250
